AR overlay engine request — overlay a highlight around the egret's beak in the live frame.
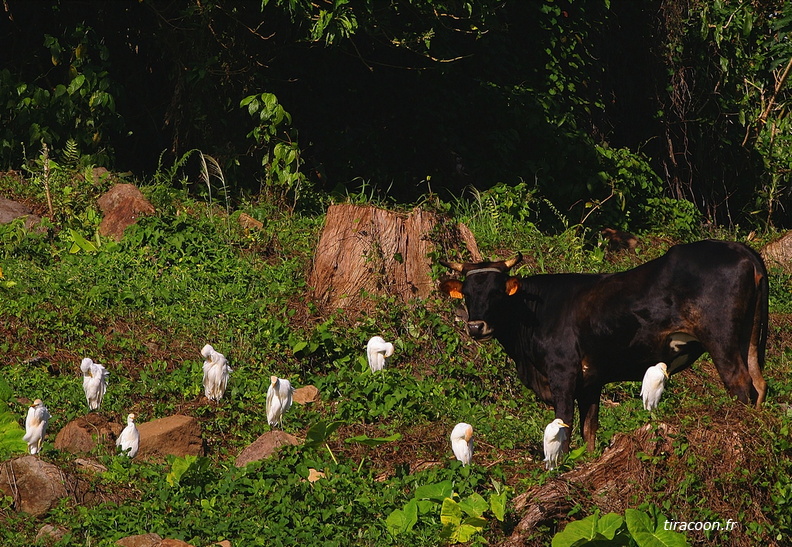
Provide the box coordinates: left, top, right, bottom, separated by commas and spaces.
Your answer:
560, 421, 570, 428
464, 428, 473, 442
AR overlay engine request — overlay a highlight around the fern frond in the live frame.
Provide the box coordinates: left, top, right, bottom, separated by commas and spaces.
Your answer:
62, 139, 80, 166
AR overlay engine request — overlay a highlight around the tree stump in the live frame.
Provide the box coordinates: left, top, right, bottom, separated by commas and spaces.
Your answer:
761, 231, 792, 272
309, 204, 480, 310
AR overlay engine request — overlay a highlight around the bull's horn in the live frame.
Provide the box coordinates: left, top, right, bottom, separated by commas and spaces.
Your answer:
504, 253, 522, 269
440, 259, 465, 272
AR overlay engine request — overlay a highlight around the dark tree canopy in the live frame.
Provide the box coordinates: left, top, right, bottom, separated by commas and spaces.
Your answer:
3, 0, 792, 229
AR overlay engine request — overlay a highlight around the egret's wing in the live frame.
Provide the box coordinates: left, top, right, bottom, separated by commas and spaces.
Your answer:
219, 365, 230, 392
366, 345, 377, 371
281, 380, 294, 413
25, 407, 37, 429
266, 385, 276, 423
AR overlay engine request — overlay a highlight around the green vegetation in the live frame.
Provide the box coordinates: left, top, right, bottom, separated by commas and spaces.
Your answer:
4, 1, 792, 229
1, 154, 792, 546
3, 2, 792, 543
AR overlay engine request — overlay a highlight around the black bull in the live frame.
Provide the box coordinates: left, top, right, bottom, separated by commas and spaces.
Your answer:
439, 240, 768, 451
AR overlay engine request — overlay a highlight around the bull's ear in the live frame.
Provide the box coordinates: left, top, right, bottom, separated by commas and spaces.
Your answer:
505, 277, 520, 296
439, 279, 464, 299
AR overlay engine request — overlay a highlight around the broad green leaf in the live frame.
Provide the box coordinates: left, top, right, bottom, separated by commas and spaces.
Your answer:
385, 499, 417, 536
67, 74, 85, 95
597, 513, 625, 540
291, 340, 308, 354
385, 508, 408, 536
0, 418, 27, 456
490, 491, 507, 522
625, 508, 689, 547
357, 354, 368, 372
303, 420, 343, 448
552, 513, 600, 547
440, 497, 462, 528
416, 500, 435, 514
568, 445, 587, 461
458, 492, 489, 518
167, 454, 198, 487
457, 517, 488, 541
415, 480, 453, 501
69, 229, 98, 253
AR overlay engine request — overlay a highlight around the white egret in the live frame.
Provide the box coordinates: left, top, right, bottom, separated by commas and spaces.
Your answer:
116, 413, 140, 458
80, 357, 109, 410
366, 336, 395, 372
641, 362, 669, 411
22, 399, 51, 455
543, 418, 570, 470
266, 376, 294, 428
201, 344, 232, 402
450, 422, 474, 466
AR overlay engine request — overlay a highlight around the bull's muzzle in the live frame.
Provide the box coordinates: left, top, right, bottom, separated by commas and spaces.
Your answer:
466, 320, 494, 340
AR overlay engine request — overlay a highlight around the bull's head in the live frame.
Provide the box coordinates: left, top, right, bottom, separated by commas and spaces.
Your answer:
438, 253, 523, 340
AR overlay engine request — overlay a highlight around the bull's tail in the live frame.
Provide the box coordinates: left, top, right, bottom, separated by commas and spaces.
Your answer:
748, 249, 769, 407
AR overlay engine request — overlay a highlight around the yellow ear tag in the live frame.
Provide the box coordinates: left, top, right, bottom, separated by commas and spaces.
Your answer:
506, 278, 520, 296
449, 289, 464, 299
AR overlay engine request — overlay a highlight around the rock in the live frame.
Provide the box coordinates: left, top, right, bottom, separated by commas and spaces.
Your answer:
235, 430, 301, 467
293, 385, 320, 404
54, 413, 121, 454
761, 231, 792, 271
0, 196, 42, 231
213, 541, 232, 547
115, 533, 163, 547
0, 456, 69, 516
114, 534, 196, 547
137, 415, 204, 461
35, 524, 70, 544
238, 212, 263, 230
601, 227, 638, 253
97, 183, 155, 241
91, 166, 111, 181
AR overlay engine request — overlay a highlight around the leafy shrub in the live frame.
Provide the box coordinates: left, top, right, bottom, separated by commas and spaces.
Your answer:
552, 506, 689, 547
587, 145, 665, 230
639, 197, 703, 240
0, 376, 27, 460
0, 26, 123, 169
241, 93, 308, 211
386, 478, 509, 543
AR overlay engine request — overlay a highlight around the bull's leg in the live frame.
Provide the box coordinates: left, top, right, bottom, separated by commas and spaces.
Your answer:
548, 367, 578, 455
707, 266, 768, 407
748, 291, 768, 407
577, 391, 600, 452
708, 344, 755, 404
747, 337, 767, 407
